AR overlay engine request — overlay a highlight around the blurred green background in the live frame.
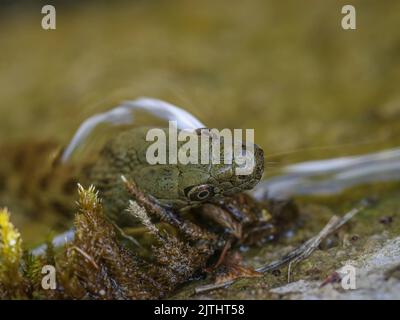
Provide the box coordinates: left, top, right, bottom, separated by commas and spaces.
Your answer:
1, 0, 400, 162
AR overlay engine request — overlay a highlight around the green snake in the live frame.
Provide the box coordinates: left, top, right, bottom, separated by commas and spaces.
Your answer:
0, 99, 266, 252
89, 127, 264, 227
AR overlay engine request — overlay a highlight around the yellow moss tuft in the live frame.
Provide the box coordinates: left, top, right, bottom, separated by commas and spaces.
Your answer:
77, 184, 101, 212
0, 208, 22, 277
0, 207, 25, 298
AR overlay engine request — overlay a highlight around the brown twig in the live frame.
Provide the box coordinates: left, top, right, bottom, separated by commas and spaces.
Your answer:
194, 203, 365, 295
70, 246, 99, 270
121, 175, 216, 242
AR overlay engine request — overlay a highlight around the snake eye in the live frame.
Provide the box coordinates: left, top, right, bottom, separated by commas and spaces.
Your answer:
184, 184, 215, 201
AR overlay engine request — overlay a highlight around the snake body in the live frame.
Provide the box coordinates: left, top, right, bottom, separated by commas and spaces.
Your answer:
0, 127, 264, 231
90, 127, 264, 226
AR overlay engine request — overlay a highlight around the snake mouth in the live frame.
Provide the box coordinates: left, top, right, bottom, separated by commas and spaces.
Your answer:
254, 145, 265, 180
237, 144, 264, 186
212, 144, 264, 197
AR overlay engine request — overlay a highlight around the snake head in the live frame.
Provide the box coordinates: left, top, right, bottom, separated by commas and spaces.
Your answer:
95, 127, 265, 211
175, 138, 265, 209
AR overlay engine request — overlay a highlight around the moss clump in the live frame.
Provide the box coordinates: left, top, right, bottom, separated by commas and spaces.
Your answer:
0, 207, 59, 299
0, 185, 214, 299
0, 208, 23, 298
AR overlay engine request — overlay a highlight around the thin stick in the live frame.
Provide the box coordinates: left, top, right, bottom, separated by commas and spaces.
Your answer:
256, 204, 361, 275
70, 246, 99, 270
195, 280, 235, 294
121, 175, 216, 242
286, 216, 339, 282
194, 203, 365, 295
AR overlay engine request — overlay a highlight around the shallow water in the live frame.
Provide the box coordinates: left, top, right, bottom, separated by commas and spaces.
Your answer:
255, 147, 400, 199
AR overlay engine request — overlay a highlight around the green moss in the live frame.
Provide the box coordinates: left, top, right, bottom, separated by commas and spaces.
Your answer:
0, 185, 218, 299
